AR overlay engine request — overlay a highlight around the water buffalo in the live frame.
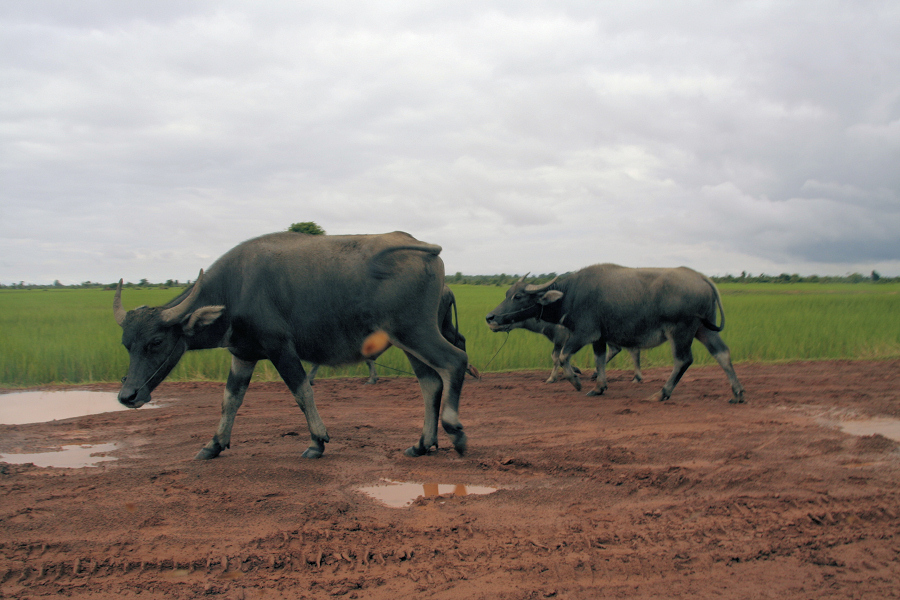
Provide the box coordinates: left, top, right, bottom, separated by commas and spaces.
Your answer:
307, 285, 479, 384
113, 231, 469, 459
485, 265, 745, 403
508, 318, 643, 383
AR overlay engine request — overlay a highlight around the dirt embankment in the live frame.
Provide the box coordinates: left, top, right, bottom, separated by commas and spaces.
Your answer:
2, 359, 899, 599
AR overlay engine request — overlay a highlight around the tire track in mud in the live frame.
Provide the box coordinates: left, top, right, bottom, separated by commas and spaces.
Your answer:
4, 490, 898, 598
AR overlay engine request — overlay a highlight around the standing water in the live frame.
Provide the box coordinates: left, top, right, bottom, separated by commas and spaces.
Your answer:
0, 443, 119, 468
359, 480, 498, 508
0, 390, 160, 425
839, 418, 900, 442
0, 391, 161, 468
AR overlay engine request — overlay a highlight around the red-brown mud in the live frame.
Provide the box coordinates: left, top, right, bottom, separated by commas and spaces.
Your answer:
2, 360, 899, 599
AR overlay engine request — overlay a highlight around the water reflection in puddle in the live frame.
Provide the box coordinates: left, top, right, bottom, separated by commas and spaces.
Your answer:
839, 418, 900, 442
0, 391, 161, 425
359, 480, 498, 508
0, 443, 119, 468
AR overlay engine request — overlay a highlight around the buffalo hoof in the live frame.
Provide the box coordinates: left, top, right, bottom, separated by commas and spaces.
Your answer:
194, 439, 227, 460
301, 447, 324, 459
194, 447, 221, 460
569, 379, 582, 392
586, 386, 607, 397
632, 374, 644, 383
404, 445, 429, 457
452, 432, 468, 456
545, 376, 558, 384
650, 390, 670, 402
729, 394, 746, 404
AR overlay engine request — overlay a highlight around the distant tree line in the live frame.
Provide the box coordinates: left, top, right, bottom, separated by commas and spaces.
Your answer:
3, 270, 896, 290
709, 270, 895, 284
445, 273, 561, 286
445, 270, 897, 286
0, 279, 192, 290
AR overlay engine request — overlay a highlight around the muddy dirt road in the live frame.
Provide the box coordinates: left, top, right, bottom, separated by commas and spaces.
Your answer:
2, 360, 899, 599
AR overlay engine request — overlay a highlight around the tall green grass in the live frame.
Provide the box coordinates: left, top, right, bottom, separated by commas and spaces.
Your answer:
1, 283, 898, 387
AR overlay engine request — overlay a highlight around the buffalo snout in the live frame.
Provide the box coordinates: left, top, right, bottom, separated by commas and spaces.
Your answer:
117, 384, 150, 409
485, 313, 510, 332
117, 389, 139, 407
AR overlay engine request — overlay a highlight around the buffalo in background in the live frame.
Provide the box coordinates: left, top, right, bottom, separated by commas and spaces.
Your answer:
486, 264, 745, 403
503, 317, 643, 384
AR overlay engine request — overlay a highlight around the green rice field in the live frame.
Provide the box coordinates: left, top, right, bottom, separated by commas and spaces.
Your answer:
1, 283, 898, 387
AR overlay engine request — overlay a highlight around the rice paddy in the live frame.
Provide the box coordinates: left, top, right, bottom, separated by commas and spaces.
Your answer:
1, 283, 898, 386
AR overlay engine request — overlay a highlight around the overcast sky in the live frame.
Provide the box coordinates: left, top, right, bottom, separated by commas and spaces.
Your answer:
2, 1, 898, 285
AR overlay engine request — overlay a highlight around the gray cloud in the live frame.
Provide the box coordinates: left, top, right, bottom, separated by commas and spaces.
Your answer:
2, 1, 899, 284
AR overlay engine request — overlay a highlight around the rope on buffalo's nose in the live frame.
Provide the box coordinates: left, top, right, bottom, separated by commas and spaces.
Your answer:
481, 332, 510, 372
480, 303, 540, 373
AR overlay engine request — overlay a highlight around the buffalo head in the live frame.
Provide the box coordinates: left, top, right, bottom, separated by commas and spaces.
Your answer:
485, 275, 562, 331
113, 270, 224, 408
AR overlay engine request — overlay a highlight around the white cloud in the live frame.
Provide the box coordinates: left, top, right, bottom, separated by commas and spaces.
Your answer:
2, 1, 899, 284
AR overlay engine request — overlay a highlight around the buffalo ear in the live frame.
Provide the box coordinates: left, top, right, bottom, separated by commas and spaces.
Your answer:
183, 305, 225, 336
538, 290, 564, 305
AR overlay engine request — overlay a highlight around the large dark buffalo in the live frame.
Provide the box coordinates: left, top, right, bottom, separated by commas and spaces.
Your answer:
308, 285, 479, 385
508, 318, 643, 384
485, 265, 745, 403
113, 231, 469, 459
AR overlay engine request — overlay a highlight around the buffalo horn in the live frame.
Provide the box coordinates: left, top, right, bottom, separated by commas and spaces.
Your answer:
516, 272, 531, 284
524, 276, 558, 293
160, 269, 205, 324
113, 279, 127, 326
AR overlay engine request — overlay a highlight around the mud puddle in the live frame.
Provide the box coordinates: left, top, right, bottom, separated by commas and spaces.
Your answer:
0, 390, 161, 425
0, 443, 119, 468
838, 417, 900, 442
358, 480, 499, 508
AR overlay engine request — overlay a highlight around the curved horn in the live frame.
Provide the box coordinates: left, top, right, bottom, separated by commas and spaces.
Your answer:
160, 269, 204, 324
524, 276, 558, 293
516, 272, 531, 284
113, 279, 127, 327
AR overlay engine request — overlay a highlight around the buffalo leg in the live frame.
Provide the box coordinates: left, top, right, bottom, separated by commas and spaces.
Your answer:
603, 344, 643, 382
598, 342, 622, 382
626, 348, 643, 382
586, 339, 609, 396
558, 336, 590, 392
365, 359, 379, 384
293, 377, 330, 458
270, 349, 330, 458
196, 356, 257, 460
605, 343, 623, 364
546, 342, 563, 383
653, 330, 694, 401
397, 334, 468, 457
556, 354, 581, 391
547, 342, 582, 382
696, 327, 745, 403
404, 353, 443, 456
